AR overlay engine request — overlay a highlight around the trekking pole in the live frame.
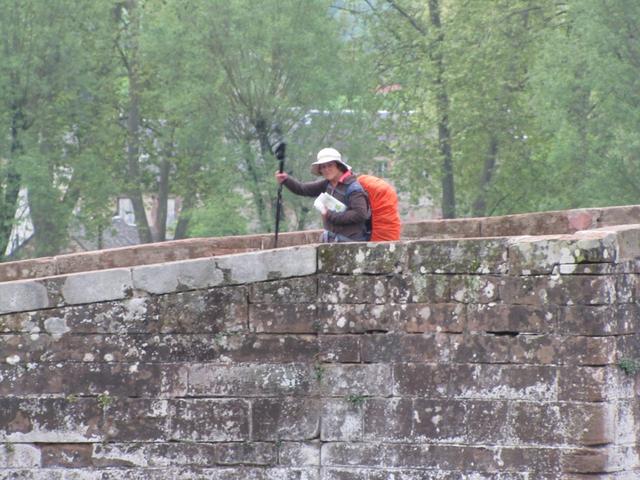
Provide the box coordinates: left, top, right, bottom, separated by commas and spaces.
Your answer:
273, 138, 286, 248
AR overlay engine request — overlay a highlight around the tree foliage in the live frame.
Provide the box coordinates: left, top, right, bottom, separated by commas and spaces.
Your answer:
2, 0, 640, 261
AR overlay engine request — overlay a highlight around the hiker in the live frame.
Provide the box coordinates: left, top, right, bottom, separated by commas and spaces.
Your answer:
275, 147, 370, 242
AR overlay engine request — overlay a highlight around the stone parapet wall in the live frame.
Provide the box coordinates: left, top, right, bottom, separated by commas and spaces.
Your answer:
2, 203, 640, 283
0, 223, 639, 478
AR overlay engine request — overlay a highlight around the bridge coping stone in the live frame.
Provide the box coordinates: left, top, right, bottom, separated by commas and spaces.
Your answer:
1, 224, 639, 316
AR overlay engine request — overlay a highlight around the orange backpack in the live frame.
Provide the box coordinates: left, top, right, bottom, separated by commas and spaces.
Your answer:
357, 174, 401, 241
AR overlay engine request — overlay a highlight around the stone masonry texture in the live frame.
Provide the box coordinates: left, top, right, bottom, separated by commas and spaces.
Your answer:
0, 210, 640, 479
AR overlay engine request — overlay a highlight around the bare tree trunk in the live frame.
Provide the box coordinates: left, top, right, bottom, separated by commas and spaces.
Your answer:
123, 0, 152, 244
152, 156, 170, 242
0, 108, 26, 259
242, 139, 271, 232
174, 192, 194, 240
256, 118, 277, 232
428, 0, 456, 219
472, 136, 498, 217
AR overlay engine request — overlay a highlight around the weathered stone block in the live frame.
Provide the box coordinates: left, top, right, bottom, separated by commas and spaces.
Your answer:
102, 398, 170, 442
279, 442, 321, 466
612, 304, 640, 334
449, 275, 501, 304
558, 366, 613, 402
27, 333, 157, 364
0, 443, 41, 468
170, 399, 249, 441
509, 402, 563, 445
615, 400, 640, 445
320, 443, 385, 467
403, 217, 483, 239
318, 275, 386, 304
14, 299, 152, 335
0, 362, 187, 398
508, 232, 617, 275
318, 335, 360, 363
464, 400, 510, 443
598, 205, 640, 228
509, 334, 561, 365
320, 364, 392, 397
0, 397, 168, 443
320, 274, 449, 305
558, 305, 637, 336
316, 303, 406, 334
409, 238, 509, 275
562, 403, 615, 446
250, 304, 318, 333
216, 442, 278, 466
616, 335, 640, 366
250, 277, 318, 304
367, 470, 475, 480
402, 303, 465, 333
215, 245, 317, 284
187, 363, 314, 397
154, 287, 248, 334
318, 242, 408, 275
497, 447, 561, 474
81, 298, 153, 333
501, 275, 616, 306
326, 443, 492, 471
0, 333, 59, 364
320, 468, 370, 480
62, 268, 133, 305
131, 257, 222, 295
553, 275, 617, 305
450, 333, 512, 364
615, 274, 638, 303
361, 333, 450, 363
561, 448, 616, 473
411, 399, 467, 442
450, 365, 557, 401
215, 334, 318, 364
320, 400, 363, 441
607, 224, 640, 262
467, 304, 556, 334
90, 442, 277, 467
0, 279, 50, 314
562, 336, 617, 366
0, 311, 34, 333
252, 398, 320, 441
483, 208, 599, 237
148, 334, 318, 364
401, 274, 450, 303
393, 363, 450, 397
362, 398, 413, 442
382, 274, 421, 303
41, 444, 93, 467
175, 467, 320, 479
0, 257, 58, 283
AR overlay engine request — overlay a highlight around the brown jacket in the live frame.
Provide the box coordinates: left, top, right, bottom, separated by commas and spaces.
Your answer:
283, 173, 370, 240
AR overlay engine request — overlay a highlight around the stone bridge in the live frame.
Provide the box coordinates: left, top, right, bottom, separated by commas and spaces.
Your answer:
1, 205, 639, 479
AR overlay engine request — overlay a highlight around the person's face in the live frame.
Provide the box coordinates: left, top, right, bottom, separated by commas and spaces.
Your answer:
319, 161, 341, 182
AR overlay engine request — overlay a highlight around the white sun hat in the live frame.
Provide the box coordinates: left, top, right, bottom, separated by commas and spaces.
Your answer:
310, 147, 352, 176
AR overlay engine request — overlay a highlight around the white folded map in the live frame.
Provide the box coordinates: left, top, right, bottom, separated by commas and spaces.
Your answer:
313, 192, 346, 213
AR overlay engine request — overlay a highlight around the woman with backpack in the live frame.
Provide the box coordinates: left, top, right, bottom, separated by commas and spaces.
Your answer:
274, 147, 370, 242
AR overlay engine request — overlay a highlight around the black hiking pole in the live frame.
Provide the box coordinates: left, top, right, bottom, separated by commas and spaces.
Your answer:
273, 137, 286, 248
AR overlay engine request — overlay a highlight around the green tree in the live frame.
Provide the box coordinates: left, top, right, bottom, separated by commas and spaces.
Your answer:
188, 0, 377, 233
0, 1, 121, 258
359, 0, 563, 218
528, 0, 640, 209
